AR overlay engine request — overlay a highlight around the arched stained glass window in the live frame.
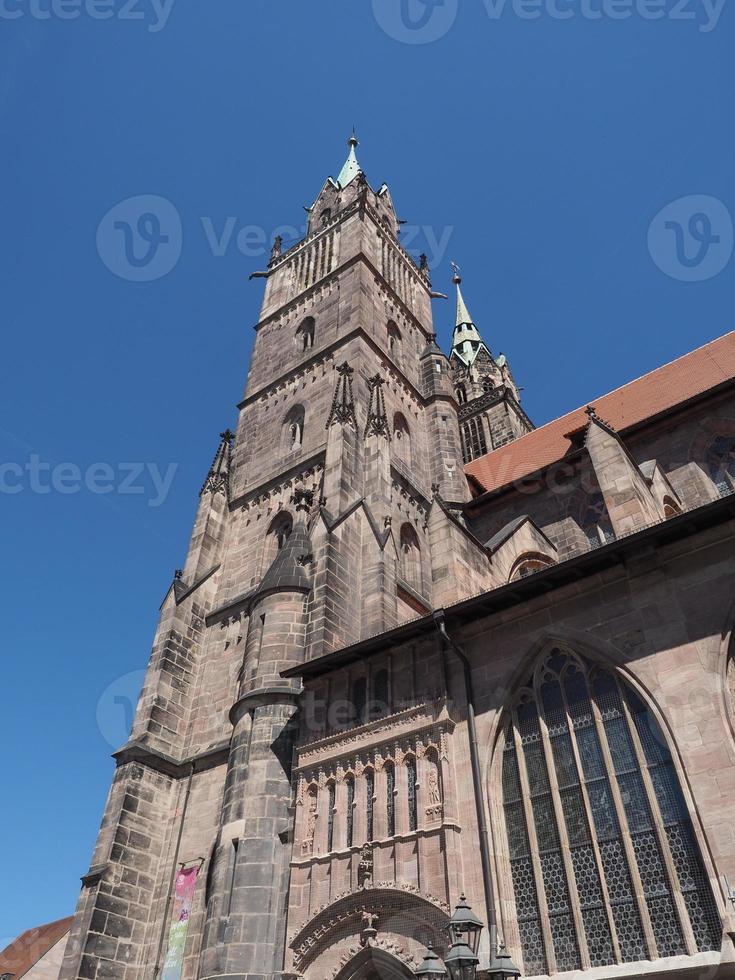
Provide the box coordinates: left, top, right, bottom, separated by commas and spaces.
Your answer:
501, 648, 721, 975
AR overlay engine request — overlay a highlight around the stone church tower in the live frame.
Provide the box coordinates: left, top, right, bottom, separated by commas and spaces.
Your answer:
58, 136, 735, 980
59, 135, 499, 980
447, 266, 533, 464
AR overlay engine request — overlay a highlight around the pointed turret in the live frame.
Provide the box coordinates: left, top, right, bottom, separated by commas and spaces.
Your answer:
336, 130, 362, 188
449, 264, 493, 368
200, 429, 234, 499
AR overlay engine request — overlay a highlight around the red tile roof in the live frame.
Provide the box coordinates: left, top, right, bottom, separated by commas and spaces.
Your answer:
465, 332, 735, 496
0, 917, 73, 979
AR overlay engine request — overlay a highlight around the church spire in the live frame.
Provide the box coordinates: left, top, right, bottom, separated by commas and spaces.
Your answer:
449, 263, 492, 368
336, 130, 362, 188
200, 429, 234, 499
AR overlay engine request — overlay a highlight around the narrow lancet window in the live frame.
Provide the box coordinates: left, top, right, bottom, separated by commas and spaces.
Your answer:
407, 756, 417, 832
327, 782, 335, 852
346, 776, 355, 847
386, 762, 396, 837
365, 769, 375, 843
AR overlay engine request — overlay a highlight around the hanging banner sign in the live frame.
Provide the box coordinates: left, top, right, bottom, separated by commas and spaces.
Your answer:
161, 864, 200, 980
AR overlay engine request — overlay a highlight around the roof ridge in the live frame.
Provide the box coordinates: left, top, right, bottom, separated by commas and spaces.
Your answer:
591, 329, 734, 402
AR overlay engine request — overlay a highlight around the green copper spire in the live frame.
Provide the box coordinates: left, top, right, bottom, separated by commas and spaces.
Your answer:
450, 263, 492, 367
336, 130, 361, 188
455, 277, 474, 331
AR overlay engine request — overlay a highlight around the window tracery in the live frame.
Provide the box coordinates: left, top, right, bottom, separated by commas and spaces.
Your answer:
327, 781, 336, 852
499, 648, 721, 975
346, 775, 355, 847
386, 762, 396, 837
296, 724, 450, 855
510, 553, 555, 582
406, 756, 417, 832
461, 417, 488, 463
706, 435, 735, 496
365, 768, 375, 843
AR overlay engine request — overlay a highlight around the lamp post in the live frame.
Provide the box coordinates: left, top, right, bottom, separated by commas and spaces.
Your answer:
488, 943, 521, 980
444, 894, 482, 980
415, 894, 520, 980
415, 945, 448, 980
444, 936, 479, 980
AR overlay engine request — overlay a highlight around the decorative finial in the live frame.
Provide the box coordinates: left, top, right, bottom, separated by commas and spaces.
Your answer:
349, 126, 358, 148
200, 428, 235, 499
450, 260, 462, 284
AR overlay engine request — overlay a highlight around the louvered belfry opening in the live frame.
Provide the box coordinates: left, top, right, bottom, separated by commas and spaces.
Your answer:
500, 647, 721, 975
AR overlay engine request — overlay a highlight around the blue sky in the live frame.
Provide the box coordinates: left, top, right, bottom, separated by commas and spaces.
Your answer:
0, 0, 732, 941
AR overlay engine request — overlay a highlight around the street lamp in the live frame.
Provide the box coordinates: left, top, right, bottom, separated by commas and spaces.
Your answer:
415, 944, 448, 980
448, 894, 484, 956
444, 936, 479, 980
488, 943, 521, 980
444, 894, 482, 980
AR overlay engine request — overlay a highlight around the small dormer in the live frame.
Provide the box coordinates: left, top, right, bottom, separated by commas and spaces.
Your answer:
485, 515, 558, 585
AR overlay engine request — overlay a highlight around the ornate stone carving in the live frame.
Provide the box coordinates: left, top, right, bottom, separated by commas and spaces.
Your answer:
358, 845, 373, 888
364, 373, 391, 440
361, 910, 379, 946
302, 789, 318, 855
200, 429, 234, 499
269, 234, 283, 265
289, 883, 451, 970
326, 362, 357, 429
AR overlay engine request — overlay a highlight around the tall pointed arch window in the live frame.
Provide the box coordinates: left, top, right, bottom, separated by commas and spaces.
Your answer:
406, 756, 418, 832
461, 417, 487, 463
387, 319, 402, 356
365, 768, 375, 843
399, 522, 423, 596
393, 412, 412, 468
346, 775, 355, 848
326, 782, 336, 852
385, 762, 396, 837
500, 648, 720, 976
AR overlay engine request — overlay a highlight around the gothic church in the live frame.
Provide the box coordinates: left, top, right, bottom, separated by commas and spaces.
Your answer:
55, 136, 735, 980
